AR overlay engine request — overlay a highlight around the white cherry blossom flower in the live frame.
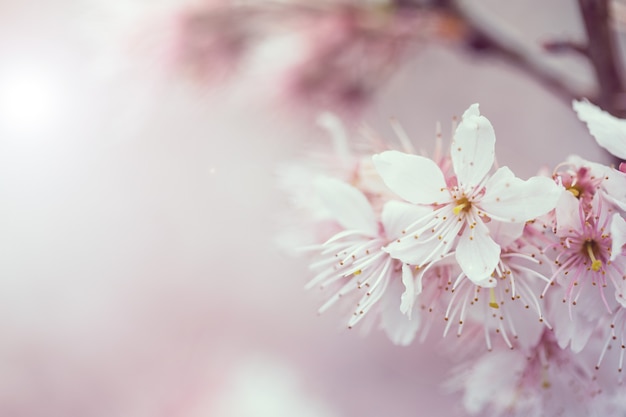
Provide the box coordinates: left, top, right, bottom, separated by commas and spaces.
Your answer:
305, 176, 426, 344
372, 104, 561, 284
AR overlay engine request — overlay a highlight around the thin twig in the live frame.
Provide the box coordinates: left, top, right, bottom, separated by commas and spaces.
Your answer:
436, 0, 587, 105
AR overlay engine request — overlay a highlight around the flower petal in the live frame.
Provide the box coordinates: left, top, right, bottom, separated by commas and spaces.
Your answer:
381, 200, 432, 239
485, 220, 525, 248
451, 104, 496, 191
480, 167, 562, 223
314, 176, 377, 235
400, 263, 419, 315
573, 99, 626, 159
381, 275, 421, 346
456, 219, 501, 284
611, 213, 626, 262
384, 212, 463, 267
554, 190, 583, 237
372, 150, 449, 205
602, 168, 626, 211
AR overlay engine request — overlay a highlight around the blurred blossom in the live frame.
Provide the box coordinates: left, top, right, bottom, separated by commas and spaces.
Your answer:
168, 1, 254, 82
166, 0, 463, 117
207, 356, 340, 417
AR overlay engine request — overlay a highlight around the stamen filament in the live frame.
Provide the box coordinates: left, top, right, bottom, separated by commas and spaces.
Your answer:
585, 242, 602, 272
489, 287, 499, 309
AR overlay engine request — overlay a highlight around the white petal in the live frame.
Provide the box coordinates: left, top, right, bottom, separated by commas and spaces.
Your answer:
486, 221, 525, 248
480, 167, 562, 223
554, 190, 583, 236
548, 291, 596, 353
400, 263, 418, 315
372, 150, 449, 205
611, 213, 626, 261
384, 214, 463, 266
381, 275, 420, 346
314, 176, 377, 235
456, 220, 501, 284
381, 200, 431, 239
602, 168, 626, 211
451, 104, 496, 191
573, 99, 626, 159
317, 112, 351, 162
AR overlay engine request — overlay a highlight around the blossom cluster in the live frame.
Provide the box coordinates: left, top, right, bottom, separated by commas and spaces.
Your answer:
281, 102, 626, 416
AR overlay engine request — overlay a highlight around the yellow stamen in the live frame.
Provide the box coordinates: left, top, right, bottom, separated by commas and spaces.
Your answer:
585, 242, 602, 272
489, 287, 499, 309
567, 187, 580, 198
453, 197, 470, 216
453, 203, 467, 215
353, 269, 362, 276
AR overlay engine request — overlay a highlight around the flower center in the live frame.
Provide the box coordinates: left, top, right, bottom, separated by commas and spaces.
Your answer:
452, 196, 471, 216
567, 185, 582, 198
584, 240, 602, 272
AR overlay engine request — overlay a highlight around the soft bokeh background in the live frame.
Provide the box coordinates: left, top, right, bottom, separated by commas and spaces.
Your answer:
0, 1, 616, 416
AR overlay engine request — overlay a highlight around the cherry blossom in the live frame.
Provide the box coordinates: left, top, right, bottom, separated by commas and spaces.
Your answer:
550, 192, 626, 310
303, 176, 425, 344
448, 329, 624, 417
279, 102, 626, 417
373, 104, 561, 284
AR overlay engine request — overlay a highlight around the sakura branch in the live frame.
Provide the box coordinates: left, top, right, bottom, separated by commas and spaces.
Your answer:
280, 102, 626, 416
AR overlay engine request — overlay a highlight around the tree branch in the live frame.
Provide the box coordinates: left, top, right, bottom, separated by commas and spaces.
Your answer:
577, 0, 626, 117
425, 0, 589, 105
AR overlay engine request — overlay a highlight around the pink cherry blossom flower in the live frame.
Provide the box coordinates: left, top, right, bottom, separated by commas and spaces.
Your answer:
447, 328, 626, 417
372, 104, 561, 285
553, 155, 626, 213
550, 192, 626, 310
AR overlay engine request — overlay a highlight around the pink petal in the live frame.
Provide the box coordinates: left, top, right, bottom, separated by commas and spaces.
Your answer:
372, 150, 449, 205
480, 167, 562, 223
314, 176, 377, 235
455, 219, 501, 284
486, 220, 525, 248
573, 99, 626, 159
451, 104, 496, 191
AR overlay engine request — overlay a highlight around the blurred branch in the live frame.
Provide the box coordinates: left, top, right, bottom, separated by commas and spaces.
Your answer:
577, 0, 626, 117
420, 0, 626, 118
542, 40, 588, 57
429, 0, 586, 105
